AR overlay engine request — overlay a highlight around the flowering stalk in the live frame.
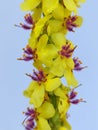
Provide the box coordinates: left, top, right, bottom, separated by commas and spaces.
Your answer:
18, 0, 86, 130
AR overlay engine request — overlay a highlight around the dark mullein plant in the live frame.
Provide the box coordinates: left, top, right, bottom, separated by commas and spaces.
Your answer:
17, 0, 86, 130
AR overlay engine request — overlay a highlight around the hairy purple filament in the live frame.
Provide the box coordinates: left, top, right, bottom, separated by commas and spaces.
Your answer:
69, 90, 77, 99
73, 57, 87, 71
23, 108, 36, 130
20, 23, 32, 30
59, 42, 77, 58
70, 98, 86, 104
26, 70, 46, 83
65, 15, 78, 32
17, 46, 37, 61
15, 13, 34, 30
69, 89, 86, 104
24, 14, 34, 25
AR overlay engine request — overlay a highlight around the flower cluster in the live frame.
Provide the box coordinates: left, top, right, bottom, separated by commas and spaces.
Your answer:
18, 0, 86, 130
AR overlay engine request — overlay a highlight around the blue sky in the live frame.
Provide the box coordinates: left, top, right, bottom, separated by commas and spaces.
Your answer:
0, 0, 98, 130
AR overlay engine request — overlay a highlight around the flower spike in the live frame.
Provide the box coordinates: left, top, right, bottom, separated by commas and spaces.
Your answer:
18, 0, 86, 130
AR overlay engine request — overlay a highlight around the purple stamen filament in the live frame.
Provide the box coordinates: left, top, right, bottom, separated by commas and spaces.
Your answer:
59, 43, 77, 58
17, 46, 37, 61
65, 15, 78, 32
26, 70, 47, 83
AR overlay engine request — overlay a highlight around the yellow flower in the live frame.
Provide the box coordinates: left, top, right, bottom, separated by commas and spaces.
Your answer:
24, 81, 45, 108
48, 39, 78, 87
64, 15, 83, 32
23, 70, 61, 108
23, 102, 55, 130
50, 56, 78, 87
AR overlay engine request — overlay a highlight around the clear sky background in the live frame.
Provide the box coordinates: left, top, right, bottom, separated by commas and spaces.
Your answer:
0, 0, 98, 130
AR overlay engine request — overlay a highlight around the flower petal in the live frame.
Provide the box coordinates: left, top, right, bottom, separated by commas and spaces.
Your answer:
37, 117, 51, 130
66, 58, 74, 69
64, 68, 78, 87
45, 78, 61, 92
58, 98, 70, 119
47, 20, 66, 35
32, 7, 42, 22
54, 87, 67, 99
30, 84, 45, 108
62, 119, 72, 130
34, 15, 52, 38
74, 16, 83, 27
63, 0, 77, 13
38, 44, 57, 67
37, 101, 55, 119
23, 81, 37, 97
42, 0, 59, 15
50, 57, 66, 77
37, 34, 48, 51
20, 0, 41, 11
51, 33, 66, 49
52, 3, 65, 20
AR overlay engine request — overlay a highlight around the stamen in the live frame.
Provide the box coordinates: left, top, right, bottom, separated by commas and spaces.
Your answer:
20, 23, 32, 30
15, 13, 34, 30
15, 23, 32, 30
22, 108, 36, 130
70, 98, 86, 104
24, 13, 33, 25
65, 15, 78, 32
68, 86, 86, 105
73, 57, 88, 71
69, 91, 77, 99
17, 46, 37, 61
26, 70, 47, 83
59, 42, 76, 58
